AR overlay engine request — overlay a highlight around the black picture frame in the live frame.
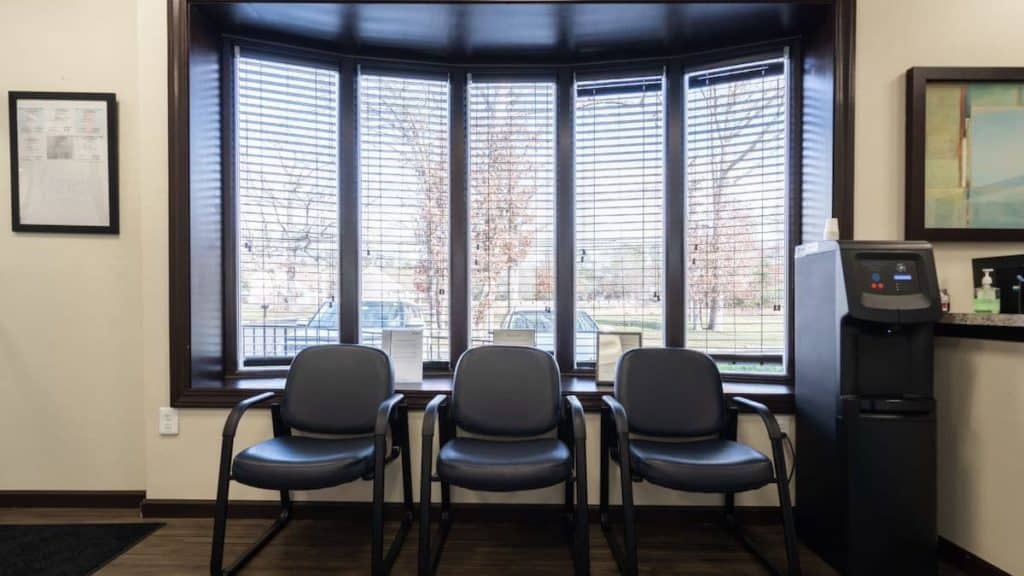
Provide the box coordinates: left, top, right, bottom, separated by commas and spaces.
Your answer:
906, 67, 1024, 241
8, 91, 119, 234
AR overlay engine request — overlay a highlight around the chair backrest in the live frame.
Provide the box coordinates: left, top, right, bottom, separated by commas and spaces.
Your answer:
614, 347, 724, 437
282, 344, 394, 435
452, 346, 561, 437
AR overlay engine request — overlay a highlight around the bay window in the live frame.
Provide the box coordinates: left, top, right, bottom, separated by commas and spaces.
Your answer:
221, 46, 793, 378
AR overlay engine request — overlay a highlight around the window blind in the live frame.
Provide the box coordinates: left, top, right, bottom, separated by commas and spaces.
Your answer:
235, 53, 340, 363
359, 72, 451, 363
468, 79, 556, 352
574, 75, 665, 365
684, 59, 787, 374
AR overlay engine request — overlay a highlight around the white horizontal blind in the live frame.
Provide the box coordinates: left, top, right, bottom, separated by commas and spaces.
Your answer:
235, 53, 340, 362
574, 75, 665, 365
685, 59, 787, 374
359, 72, 451, 363
468, 79, 556, 351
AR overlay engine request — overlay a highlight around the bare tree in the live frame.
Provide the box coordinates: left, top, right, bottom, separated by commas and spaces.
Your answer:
687, 78, 784, 331
362, 83, 450, 350
468, 87, 545, 327
366, 82, 543, 337
240, 154, 337, 325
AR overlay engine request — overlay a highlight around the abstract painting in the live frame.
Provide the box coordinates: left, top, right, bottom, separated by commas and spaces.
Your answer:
907, 68, 1024, 241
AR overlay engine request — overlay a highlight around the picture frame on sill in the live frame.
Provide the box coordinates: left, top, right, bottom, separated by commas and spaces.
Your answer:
596, 331, 642, 385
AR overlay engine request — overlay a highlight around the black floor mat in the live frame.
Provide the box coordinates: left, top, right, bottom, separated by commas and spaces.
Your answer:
0, 523, 162, 576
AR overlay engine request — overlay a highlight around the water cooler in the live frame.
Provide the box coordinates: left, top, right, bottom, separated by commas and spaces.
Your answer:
795, 241, 940, 574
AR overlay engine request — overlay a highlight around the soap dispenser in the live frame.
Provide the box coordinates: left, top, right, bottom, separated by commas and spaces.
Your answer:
973, 268, 1001, 313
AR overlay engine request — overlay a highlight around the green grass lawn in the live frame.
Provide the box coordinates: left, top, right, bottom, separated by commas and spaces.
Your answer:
594, 308, 786, 374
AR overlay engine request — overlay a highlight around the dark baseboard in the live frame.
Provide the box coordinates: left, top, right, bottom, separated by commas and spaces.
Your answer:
0, 490, 146, 509
938, 537, 1011, 576
140, 498, 780, 525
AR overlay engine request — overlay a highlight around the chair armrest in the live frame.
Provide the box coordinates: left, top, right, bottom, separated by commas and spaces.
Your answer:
731, 396, 784, 441
222, 391, 275, 438
421, 394, 448, 439
601, 395, 629, 440
420, 394, 448, 492
375, 393, 406, 437
565, 395, 586, 440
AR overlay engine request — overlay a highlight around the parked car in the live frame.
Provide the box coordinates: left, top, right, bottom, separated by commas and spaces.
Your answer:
498, 309, 599, 362
281, 299, 425, 355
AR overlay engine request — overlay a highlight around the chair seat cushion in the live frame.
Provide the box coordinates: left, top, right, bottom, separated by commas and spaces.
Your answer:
437, 438, 571, 492
232, 436, 375, 490
628, 439, 773, 493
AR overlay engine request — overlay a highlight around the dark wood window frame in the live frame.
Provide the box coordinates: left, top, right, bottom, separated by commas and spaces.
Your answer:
168, 0, 856, 409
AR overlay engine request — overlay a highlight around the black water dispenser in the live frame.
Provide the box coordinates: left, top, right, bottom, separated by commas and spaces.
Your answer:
795, 241, 940, 574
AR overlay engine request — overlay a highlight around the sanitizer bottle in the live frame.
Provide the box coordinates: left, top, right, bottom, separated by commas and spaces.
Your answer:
973, 268, 1001, 314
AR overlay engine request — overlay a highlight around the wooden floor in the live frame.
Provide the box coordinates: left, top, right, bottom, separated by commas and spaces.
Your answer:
0, 508, 965, 575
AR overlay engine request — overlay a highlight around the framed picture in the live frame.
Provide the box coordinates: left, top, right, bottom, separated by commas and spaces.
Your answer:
906, 67, 1024, 241
596, 331, 642, 385
8, 91, 118, 233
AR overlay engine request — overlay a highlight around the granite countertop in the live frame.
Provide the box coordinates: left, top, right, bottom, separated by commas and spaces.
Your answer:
939, 313, 1024, 328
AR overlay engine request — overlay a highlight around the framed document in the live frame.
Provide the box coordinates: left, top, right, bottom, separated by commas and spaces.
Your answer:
382, 328, 424, 384
9, 92, 118, 233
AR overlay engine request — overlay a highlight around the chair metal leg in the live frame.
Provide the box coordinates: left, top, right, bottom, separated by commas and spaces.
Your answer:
210, 482, 292, 576
601, 461, 638, 575
419, 446, 452, 576
724, 443, 801, 576
619, 459, 638, 576
599, 416, 610, 533
419, 478, 452, 576
600, 408, 637, 576
773, 446, 801, 576
418, 452, 433, 576
399, 408, 415, 520
372, 436, 387, 576
210, 455, 231, 576
573, 444, 591, 576
371, 416, 414, 576
564, 477, 574, 521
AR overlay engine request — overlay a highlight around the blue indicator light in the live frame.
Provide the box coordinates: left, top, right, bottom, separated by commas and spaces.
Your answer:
893, 274, 913, 281
871, 272, 881, 282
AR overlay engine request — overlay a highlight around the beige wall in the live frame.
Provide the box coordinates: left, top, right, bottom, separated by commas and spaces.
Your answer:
0, 0, 1021, 570
856, 0, 1024, 572
0, 0, 145, 491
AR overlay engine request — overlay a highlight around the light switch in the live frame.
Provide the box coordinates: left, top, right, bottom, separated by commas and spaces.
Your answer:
159, 407, 179, 436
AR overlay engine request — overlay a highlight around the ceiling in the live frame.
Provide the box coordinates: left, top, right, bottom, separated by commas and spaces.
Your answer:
195, 2, 831, 64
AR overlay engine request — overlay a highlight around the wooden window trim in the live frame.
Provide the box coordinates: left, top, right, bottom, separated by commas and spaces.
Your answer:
168, 0, 856, 408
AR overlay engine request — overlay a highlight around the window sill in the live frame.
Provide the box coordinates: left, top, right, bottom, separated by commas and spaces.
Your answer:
179, 374, 794, 413
935, 313, 1024, 342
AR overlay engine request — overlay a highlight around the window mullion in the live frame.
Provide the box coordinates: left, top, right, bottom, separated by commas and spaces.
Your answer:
449, 69, 469, 367
555, 68, 576, 371
665, 60, 685, 348
340, 57, 359, 344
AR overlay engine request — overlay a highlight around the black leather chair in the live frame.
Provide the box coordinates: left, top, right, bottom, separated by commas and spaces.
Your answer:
210, 345, 414, 576
419, 346, 589, 575
600, 348, 799, 576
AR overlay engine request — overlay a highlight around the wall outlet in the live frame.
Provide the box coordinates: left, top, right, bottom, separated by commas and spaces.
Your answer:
159, 407, 179, 436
